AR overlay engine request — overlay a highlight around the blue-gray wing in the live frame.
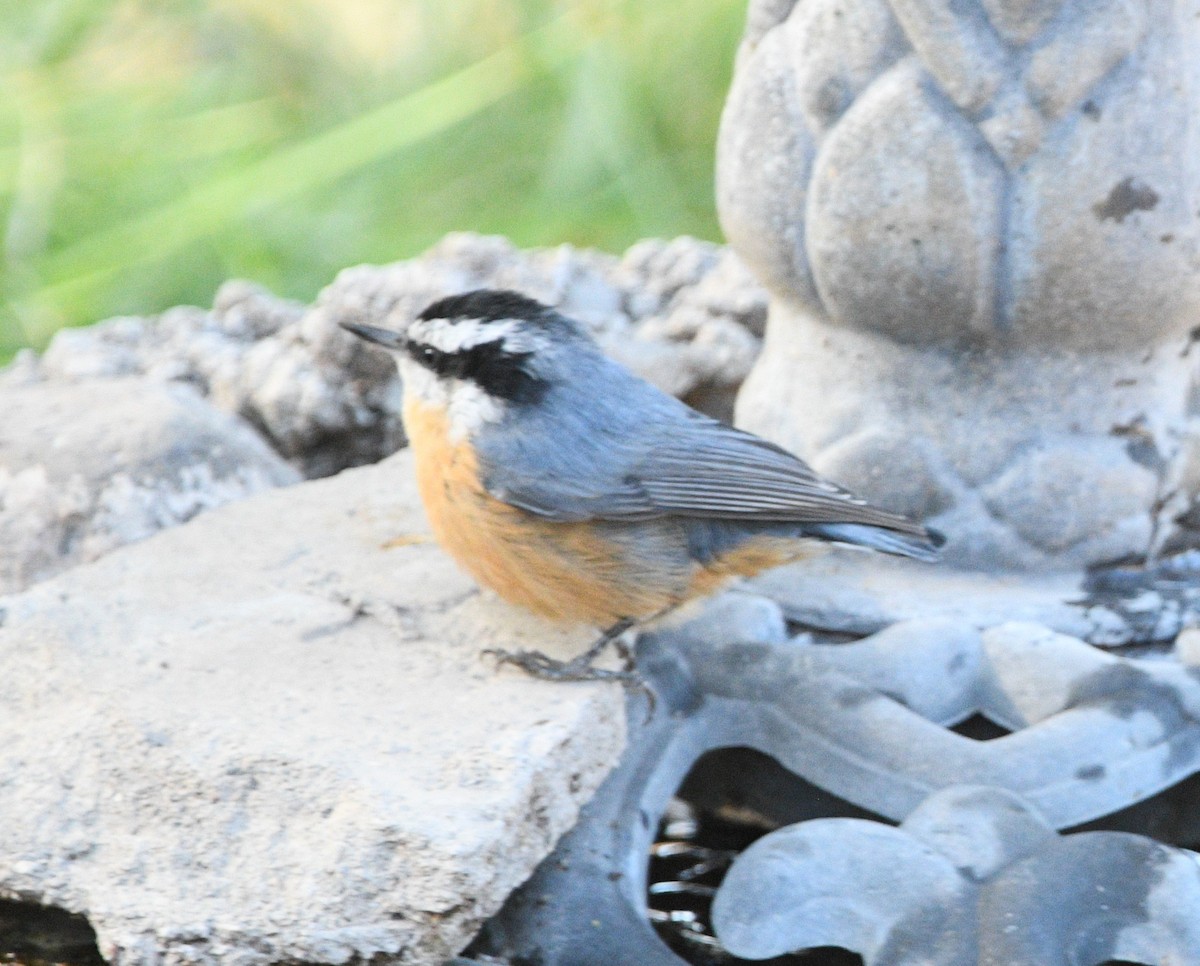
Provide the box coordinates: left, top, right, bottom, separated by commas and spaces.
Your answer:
478, 370, 929, 539
474, 339, 940, 561
624, 422, 942, 560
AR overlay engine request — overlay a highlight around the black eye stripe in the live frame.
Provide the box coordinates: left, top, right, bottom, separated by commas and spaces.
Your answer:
406, 341, 462, 378
404, 338, 548, 405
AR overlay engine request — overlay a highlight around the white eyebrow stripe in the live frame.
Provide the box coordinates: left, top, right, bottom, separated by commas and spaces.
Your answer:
410, 317, 520, 354
408, 315, 551, 359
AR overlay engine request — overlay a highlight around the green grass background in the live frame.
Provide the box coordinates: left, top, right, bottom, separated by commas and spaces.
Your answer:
0, 0, 746, 361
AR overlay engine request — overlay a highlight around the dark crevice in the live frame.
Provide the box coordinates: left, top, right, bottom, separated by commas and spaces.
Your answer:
0, 899, 105, 966
949, 713, 1013, 742
649, 747, 873, 965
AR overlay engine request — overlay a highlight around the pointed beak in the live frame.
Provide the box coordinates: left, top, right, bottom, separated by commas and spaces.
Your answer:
339, 321, 407, 350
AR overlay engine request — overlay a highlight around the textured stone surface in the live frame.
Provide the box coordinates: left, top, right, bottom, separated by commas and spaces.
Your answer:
0, 450, 626, 966
30, 234, 766, 479
719, 0, 1200, 570
0, 377, 298, 595
33, 283, 402, 482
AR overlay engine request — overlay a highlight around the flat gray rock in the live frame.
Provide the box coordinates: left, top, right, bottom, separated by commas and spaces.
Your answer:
748, 551, 1183, 646
0, 450, 626, 966
0, 377, 298, 595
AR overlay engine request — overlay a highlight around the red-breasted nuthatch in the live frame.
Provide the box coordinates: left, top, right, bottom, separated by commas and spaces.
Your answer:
342, 290, 940, 679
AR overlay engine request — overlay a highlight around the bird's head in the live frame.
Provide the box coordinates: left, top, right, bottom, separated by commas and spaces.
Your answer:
341, 289, 588, 434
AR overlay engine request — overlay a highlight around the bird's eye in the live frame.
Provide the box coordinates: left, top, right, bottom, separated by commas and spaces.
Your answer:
419, 346, 435, 363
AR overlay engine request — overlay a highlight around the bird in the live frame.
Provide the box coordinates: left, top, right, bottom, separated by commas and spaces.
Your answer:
341, 289, 941, 682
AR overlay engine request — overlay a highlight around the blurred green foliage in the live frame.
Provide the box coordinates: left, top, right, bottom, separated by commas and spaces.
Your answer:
0, 0, 746, 359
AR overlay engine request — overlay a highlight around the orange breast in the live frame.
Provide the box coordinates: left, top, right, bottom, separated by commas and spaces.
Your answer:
403, 398, 688, 626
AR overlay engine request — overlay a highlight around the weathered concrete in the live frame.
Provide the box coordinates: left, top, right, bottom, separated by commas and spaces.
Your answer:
0, 450, 626, 966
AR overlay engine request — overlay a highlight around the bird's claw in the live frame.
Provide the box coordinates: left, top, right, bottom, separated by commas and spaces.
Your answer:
481, 646, 657, 718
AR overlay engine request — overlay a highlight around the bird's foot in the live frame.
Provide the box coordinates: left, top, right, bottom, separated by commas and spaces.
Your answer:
482, 618, 656, 713
483, 647, 639, 684
483, 616, 635, 681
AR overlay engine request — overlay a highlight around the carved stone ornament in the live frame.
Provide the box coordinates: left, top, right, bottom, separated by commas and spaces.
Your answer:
719, 0, 1200, 569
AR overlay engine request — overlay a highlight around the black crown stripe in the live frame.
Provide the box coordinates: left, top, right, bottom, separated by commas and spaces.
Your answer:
418, 289, 550, 325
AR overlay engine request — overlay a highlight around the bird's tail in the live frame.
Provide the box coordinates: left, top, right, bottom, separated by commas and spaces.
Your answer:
803, 522, 945, 563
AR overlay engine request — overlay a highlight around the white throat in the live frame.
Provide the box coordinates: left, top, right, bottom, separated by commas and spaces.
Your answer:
397, 355, 506, 442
